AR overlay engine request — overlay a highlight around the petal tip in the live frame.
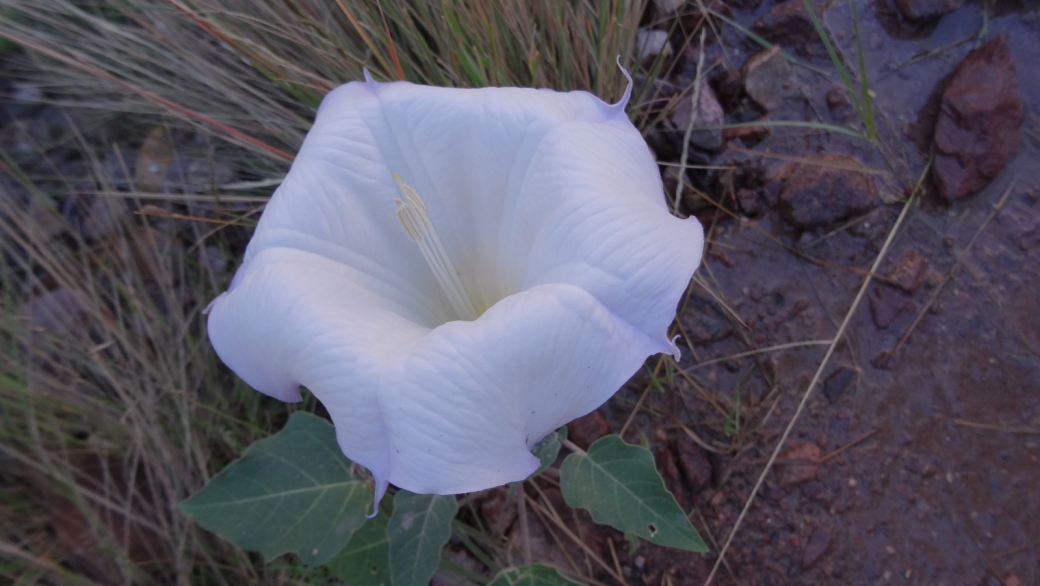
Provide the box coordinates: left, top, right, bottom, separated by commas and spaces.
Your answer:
368, 476, 390, 518
669, 334, 682, 361
606, 56, 633, 117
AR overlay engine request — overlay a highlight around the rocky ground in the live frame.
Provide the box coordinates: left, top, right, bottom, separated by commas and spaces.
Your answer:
571, 0, 1039, 584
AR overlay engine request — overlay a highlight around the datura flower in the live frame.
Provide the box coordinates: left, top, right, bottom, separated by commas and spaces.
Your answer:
206, 72, 704, 504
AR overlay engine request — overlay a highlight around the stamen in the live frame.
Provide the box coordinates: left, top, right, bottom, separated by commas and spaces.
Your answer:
393, 174, 480, 321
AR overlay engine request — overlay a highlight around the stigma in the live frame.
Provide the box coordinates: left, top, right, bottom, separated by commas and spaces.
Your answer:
393, 174, 480, 321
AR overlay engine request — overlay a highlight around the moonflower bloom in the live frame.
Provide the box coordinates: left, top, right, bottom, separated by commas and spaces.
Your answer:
206, 72, 704, 504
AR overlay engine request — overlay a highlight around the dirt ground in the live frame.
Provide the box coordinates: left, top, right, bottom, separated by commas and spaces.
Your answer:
569, 1, 1040, 584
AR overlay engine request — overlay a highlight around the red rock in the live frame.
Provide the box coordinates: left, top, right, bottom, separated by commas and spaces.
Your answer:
894, 0, 964, 20
567, 409, 610, 450
751, 0, 829, 59
710, 68, 744, 107
869, 285, 913, 330
776, 441, 821, 486
884, 249, 929, 292
934, 36, 1024, 201
801, 528, 832, 569
655, 448, 687, 508
773, 154, 880, 229
826, 86, 855, 122
722, 120, 771, 147
675, 435, 713, 490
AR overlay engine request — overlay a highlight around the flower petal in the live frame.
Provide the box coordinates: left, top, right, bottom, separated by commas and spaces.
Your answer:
207, 246, 428, 488
377, 282, 667, 494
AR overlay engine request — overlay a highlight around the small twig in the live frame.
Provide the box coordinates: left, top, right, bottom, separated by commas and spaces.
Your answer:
672, 419, 732, 454
525, 487, 623, 584
619, 356, 664, 437
683, 340, 833, 371
888, 178, 1018, 360
820, 428, 877, 463
953, 420, 1040, 435
606, 538, 630, 586
517, 485, 532, 563
672, 28, 707, 215
561, 438, 587, 456
702, 193, 916, 586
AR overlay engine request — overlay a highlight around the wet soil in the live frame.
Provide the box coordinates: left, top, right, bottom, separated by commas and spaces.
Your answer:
593, 0, 1040, 584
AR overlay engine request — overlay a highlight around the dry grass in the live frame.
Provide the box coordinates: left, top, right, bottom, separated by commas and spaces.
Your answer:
0, 1, 651, 583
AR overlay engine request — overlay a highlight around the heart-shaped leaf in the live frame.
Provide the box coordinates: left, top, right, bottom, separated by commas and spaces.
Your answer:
560, 434, 706, 552
180, 411, 371, 566
488, 564, 580, 586
387, 491, 458, 586
326, 509, 391, 586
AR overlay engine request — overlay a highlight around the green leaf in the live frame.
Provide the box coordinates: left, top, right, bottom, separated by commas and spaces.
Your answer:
560, 435, 707, 552
387, 491, 458, 586
179, 411, 371, 566
487, 564, 580, 586
528, 427, 567, 480
326, 510, 391, 586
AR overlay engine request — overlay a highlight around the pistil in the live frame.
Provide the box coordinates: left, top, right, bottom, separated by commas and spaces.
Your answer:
393, 174, 480, 321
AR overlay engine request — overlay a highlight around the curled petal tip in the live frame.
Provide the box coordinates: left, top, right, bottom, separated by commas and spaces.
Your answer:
363, 68, 377, 88
368, 476, 389, 519
607, 55, 633, 116
669, 334, 683, 361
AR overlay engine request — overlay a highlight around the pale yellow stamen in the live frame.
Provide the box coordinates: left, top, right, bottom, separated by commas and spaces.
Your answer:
393, 173, 479, 321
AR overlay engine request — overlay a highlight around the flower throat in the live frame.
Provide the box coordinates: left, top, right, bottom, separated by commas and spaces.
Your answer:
393, 174, 480, 321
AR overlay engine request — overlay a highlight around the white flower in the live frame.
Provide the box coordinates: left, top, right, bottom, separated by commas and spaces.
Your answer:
206, 73, 704, 503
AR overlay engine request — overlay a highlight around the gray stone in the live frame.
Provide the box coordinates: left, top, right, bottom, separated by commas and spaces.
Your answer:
741, 46, 791, 109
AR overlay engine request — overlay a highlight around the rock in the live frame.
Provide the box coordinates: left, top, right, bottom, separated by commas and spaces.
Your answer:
869, 285, 913, 330
933, 36, 1024, 201
82, 197, 127, 241
3, 83, 44, 119
741, 46, 791, 110
826, 86, 855, 122
567, 409, 610, 450
636, 29, 671, 63
801, 528, 832, 569
773, 154, 880, 229
103, 145, 137, 190
822, 366, 856, 404
884, 249, 929, 292
24, 288, 94, 337
653, 0, 684, 15
134, 126, 176, 193
655, 448, 687, 507
894, 0, 965, 20
751, 0, 828, 59
736, 187, 764, 216
726, 0, 762, 10
670, 80, 725, 151
776, 441, 821, 486
680, 292, 732, 345
675, 435, 713, 490
710, 68, 744, 108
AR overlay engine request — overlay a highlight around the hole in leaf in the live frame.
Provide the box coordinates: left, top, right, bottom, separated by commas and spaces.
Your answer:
648, 523, 658, 537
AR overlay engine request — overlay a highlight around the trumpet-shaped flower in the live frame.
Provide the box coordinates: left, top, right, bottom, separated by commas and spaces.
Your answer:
206, 73, 704, 502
